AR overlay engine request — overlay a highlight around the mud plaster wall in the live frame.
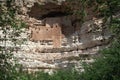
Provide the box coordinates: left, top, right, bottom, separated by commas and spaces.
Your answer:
30, 24, 61, 48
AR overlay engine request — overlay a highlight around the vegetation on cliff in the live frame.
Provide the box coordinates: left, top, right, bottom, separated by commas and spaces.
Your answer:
0, 1, 26, 80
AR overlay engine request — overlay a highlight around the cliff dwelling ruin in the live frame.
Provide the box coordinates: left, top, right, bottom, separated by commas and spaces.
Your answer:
28, 3, 77, 48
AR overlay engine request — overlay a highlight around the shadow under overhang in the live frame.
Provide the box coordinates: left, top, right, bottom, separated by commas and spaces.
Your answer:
27, 2, 72, 20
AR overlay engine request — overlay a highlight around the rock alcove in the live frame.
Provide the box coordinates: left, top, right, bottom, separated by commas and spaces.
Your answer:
27, 3, 77, 48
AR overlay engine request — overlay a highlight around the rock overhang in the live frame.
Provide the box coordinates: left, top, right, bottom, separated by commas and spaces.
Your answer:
27, 2, 71, 19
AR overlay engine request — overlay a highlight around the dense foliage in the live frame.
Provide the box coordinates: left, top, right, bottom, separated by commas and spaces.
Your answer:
13, 69, 80, 80
0, 0, 26, 80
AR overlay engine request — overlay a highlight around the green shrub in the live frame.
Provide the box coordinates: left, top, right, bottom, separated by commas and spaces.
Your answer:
48, 69, 80, 80
5, 69, 79, 80
26, 69, 79, 80
80, 42, 120, 80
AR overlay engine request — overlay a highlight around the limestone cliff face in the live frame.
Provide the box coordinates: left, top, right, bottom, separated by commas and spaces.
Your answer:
0, 0, 112, 72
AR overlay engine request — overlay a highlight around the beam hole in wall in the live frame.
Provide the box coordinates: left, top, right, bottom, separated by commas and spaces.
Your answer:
37, 31, 39, 33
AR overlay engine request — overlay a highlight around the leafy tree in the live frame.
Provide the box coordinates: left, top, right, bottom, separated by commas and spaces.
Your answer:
0, 0, 26, 80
